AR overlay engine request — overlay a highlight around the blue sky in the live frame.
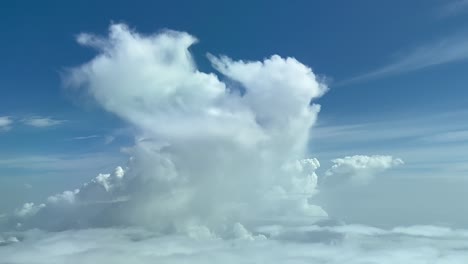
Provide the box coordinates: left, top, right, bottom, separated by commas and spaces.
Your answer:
1, 0, 468, 226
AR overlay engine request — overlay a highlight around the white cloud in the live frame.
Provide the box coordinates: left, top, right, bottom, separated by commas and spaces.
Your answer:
47, 189, 79, 204
22, 117, 65, 127
0, 116, 13, 131
45, 166, 126, 206
324, 155, 403, 185
52, 23, 329, 234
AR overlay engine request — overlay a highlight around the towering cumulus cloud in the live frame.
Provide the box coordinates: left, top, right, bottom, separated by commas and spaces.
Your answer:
17, 23, 327, 235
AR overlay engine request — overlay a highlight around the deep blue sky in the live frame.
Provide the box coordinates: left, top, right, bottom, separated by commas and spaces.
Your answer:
2, 0, 468, 119
1, 0, 468, 222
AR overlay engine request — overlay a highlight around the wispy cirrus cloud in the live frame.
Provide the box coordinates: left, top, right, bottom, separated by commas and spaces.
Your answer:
420, 130, 468, 143
0, 152, 124, 172
22, 117, 66, 128
0, 116, 13, 131
72, 135, 100, 140
340, 34, 468, 84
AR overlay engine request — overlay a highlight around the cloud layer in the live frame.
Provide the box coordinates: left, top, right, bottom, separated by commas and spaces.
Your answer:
1, 224, 467, 264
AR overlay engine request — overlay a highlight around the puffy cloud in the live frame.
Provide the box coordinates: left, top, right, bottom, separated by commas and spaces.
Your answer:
323, 155, 403, 186
47, 189, 79, 204
0, 116, 13, 131
22, 117, 65, 127
0, 165, 127, 231
14, 203, 45, 218
208, 54, 327, 153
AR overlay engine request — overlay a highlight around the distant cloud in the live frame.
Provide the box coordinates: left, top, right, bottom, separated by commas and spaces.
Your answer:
323, 155, 403, 186
72, 135, 100, 140
22, 117, 66, 127
14, 202, 45, 218
104, 135, 115, 144
0, 116, 13, 131
341, 34, 468, 84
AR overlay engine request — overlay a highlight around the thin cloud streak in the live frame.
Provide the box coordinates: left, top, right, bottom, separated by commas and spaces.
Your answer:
0, 153, 124, 172
22, 117, 66, 128
338, 34, 468, 85
72, 135, 100, 140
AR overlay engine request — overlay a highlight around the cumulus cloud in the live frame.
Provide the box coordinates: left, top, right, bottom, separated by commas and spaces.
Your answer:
0, 116, 13, 131
47, 189, 80, 204
323, 155, 403, 186
22, 117, 65, 127
1, 166, 127, 231
53, 23, 329, 234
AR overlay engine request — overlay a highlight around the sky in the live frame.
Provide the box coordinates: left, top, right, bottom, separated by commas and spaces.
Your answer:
1, 0, 468, 263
